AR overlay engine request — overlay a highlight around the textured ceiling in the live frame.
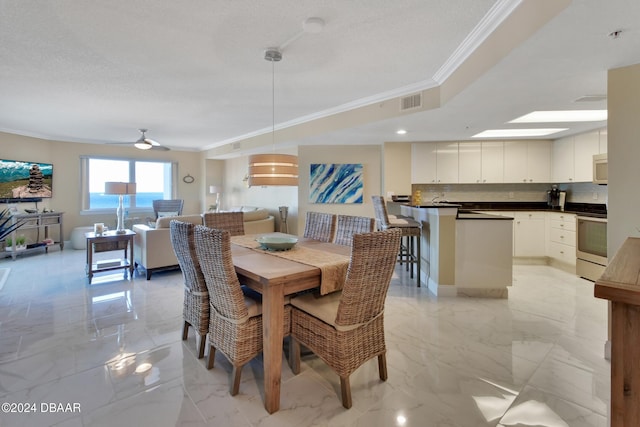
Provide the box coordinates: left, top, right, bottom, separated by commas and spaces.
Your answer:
1, 0, 639, 155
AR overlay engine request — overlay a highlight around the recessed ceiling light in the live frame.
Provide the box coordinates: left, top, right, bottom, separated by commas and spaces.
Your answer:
509, 110, 607, 123
396, 129, 407, 135
472, 128, 568, 138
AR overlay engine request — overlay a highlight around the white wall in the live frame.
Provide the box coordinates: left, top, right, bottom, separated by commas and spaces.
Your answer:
608, 62, 640, 257
0, 132, 203, 241
297, 145, 382, 236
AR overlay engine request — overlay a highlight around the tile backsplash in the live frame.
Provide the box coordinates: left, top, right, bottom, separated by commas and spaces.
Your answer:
411, 182, 607, 205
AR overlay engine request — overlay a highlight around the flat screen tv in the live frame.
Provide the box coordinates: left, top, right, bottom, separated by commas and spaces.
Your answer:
0, 159, 53, 200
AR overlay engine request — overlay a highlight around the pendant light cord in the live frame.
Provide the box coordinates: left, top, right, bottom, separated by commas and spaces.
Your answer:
271, 57, 275, 153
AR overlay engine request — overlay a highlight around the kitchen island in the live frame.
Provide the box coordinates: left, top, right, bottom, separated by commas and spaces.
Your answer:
401, 204, 513, 298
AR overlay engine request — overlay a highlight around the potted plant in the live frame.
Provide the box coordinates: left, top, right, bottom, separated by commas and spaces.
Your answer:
5, 235, 26, 251
0, 209, 27, 250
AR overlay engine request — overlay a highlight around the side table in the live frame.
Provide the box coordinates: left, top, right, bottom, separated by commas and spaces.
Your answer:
85, 229, 136, 284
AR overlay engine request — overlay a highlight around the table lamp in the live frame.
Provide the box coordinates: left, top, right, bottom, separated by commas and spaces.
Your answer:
105, 182, 137, 233
209, 185, 221, 212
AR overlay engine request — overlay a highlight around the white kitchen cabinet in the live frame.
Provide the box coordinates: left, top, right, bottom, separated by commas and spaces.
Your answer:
411, 142, 458, 183
458, 142, 481, 183
504, 141, 551, 183
574, 131, 600, 182
552, 128, 607, 183
504, 141, 527, 182
457, 141, 504, 183
599, 128, 607, 153
546, 212, 576, 266
411, 143, 437, 183
481, 141, 504, 183
527, 141, 552, 183
436, 142, 459, 183
552, 136, 575, 182
513, 212, 546, 257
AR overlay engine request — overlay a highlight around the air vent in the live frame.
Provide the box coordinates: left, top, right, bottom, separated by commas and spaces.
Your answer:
400, 93, 422, 111
232, 142, 241, 150
574, 95, 607, 103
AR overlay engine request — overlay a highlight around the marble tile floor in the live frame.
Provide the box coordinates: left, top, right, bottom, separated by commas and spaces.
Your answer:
0, 249, 609, 426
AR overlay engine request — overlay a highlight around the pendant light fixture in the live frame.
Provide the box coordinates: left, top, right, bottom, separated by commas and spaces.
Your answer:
248, 48, 299, 187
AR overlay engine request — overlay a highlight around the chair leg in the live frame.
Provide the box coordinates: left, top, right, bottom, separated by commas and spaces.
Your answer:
340, 376, 352, 409
416, 234, 421, 287
230, 365, 242, 396
378, 353, 388, 381
207, 345, 216, 369
197, 333, 206, 359
289, 336, 301, 375
182, 321, 190, 340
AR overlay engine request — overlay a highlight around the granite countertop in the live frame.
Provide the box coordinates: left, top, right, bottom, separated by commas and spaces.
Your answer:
455, 202, 607, 218
407, 203, 462, 208
399, 201, 607, 217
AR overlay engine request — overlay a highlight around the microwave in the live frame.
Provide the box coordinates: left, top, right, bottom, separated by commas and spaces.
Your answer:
593, 153, 608, 185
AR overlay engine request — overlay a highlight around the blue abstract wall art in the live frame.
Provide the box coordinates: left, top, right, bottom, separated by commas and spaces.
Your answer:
309, 163, 363, 204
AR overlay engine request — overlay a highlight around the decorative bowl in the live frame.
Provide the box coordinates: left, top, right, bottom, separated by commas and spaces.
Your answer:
256, 235, 298, 251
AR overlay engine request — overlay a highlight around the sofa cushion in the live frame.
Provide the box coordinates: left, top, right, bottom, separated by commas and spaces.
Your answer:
242, 208, 269, 222
156, 214, 202, 229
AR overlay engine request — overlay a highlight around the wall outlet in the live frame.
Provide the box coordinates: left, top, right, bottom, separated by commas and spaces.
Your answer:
593, 192, 598, 200
508, 192, 515, 199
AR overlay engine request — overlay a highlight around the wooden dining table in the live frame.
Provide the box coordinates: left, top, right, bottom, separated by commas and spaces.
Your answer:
230, 233, 351, 413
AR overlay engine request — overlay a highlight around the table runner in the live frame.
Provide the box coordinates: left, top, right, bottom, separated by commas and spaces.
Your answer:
231, 235, 349, 294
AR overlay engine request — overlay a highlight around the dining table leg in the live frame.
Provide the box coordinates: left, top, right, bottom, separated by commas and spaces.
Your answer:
262, 281, 285, 414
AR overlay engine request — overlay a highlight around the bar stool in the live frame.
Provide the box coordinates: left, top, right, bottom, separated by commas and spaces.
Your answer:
371, 196, 422, 286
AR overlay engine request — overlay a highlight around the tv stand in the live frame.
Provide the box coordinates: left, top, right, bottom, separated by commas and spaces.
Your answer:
2, 212, 64, 260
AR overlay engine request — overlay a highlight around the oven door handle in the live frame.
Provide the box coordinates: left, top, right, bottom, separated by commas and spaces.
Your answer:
577, 216, 608, 223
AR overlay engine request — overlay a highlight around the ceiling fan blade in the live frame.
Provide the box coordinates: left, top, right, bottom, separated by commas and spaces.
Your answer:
150, 145, 170, 151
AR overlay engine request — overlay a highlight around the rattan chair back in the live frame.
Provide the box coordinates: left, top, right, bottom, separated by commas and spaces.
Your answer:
335, 228, 401, 326
193, 225, 248, 320
371, 195, 391, 230
153, 199, 184, 219
170, 220, 208, 294
303, 211, 337, 242
333, 215, 376, 246
203, 212, 245, 236
169, 220, 209, 358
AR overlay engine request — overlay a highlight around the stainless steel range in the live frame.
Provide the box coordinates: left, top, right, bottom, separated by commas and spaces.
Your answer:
576, 215, 607, 281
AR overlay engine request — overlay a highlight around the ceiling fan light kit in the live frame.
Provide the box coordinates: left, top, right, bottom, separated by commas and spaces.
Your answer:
130, 128, 169, 151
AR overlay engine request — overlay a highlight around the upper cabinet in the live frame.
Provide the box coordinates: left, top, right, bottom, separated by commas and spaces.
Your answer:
552, 129, 607, 183
481, 141, 505, 183
411, 142, 458, 184
458, 141, 504, 183
412, 140, 550, 184
504, 140, 551, 183
436, 142, 459, 183
411, 143, 437, 183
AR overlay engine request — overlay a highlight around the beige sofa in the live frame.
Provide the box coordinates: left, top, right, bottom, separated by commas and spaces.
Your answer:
133, 208, 275, 279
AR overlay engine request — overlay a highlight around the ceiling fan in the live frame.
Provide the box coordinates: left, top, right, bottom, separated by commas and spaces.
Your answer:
109, 129, 170, 151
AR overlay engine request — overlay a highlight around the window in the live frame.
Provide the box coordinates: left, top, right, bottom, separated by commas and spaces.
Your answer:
80, 156, 177, 214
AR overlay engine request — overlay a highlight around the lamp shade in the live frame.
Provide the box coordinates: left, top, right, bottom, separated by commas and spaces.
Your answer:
105, 182, 137, 195
248, 154, 299, 187
209, 185, 221, 194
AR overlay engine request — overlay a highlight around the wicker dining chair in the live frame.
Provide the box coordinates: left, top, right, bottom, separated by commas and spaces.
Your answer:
290, 228, 401, 409
333, 214, 376, 246
193, 225, 291, 395
303, 211, 337, 242
169, 220, 209, 359
371, 195, 422, 286
152, 199, 184, 219
202, 212, 245, 236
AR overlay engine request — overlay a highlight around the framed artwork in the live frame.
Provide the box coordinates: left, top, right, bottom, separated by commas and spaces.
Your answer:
309, 163, 363, 204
